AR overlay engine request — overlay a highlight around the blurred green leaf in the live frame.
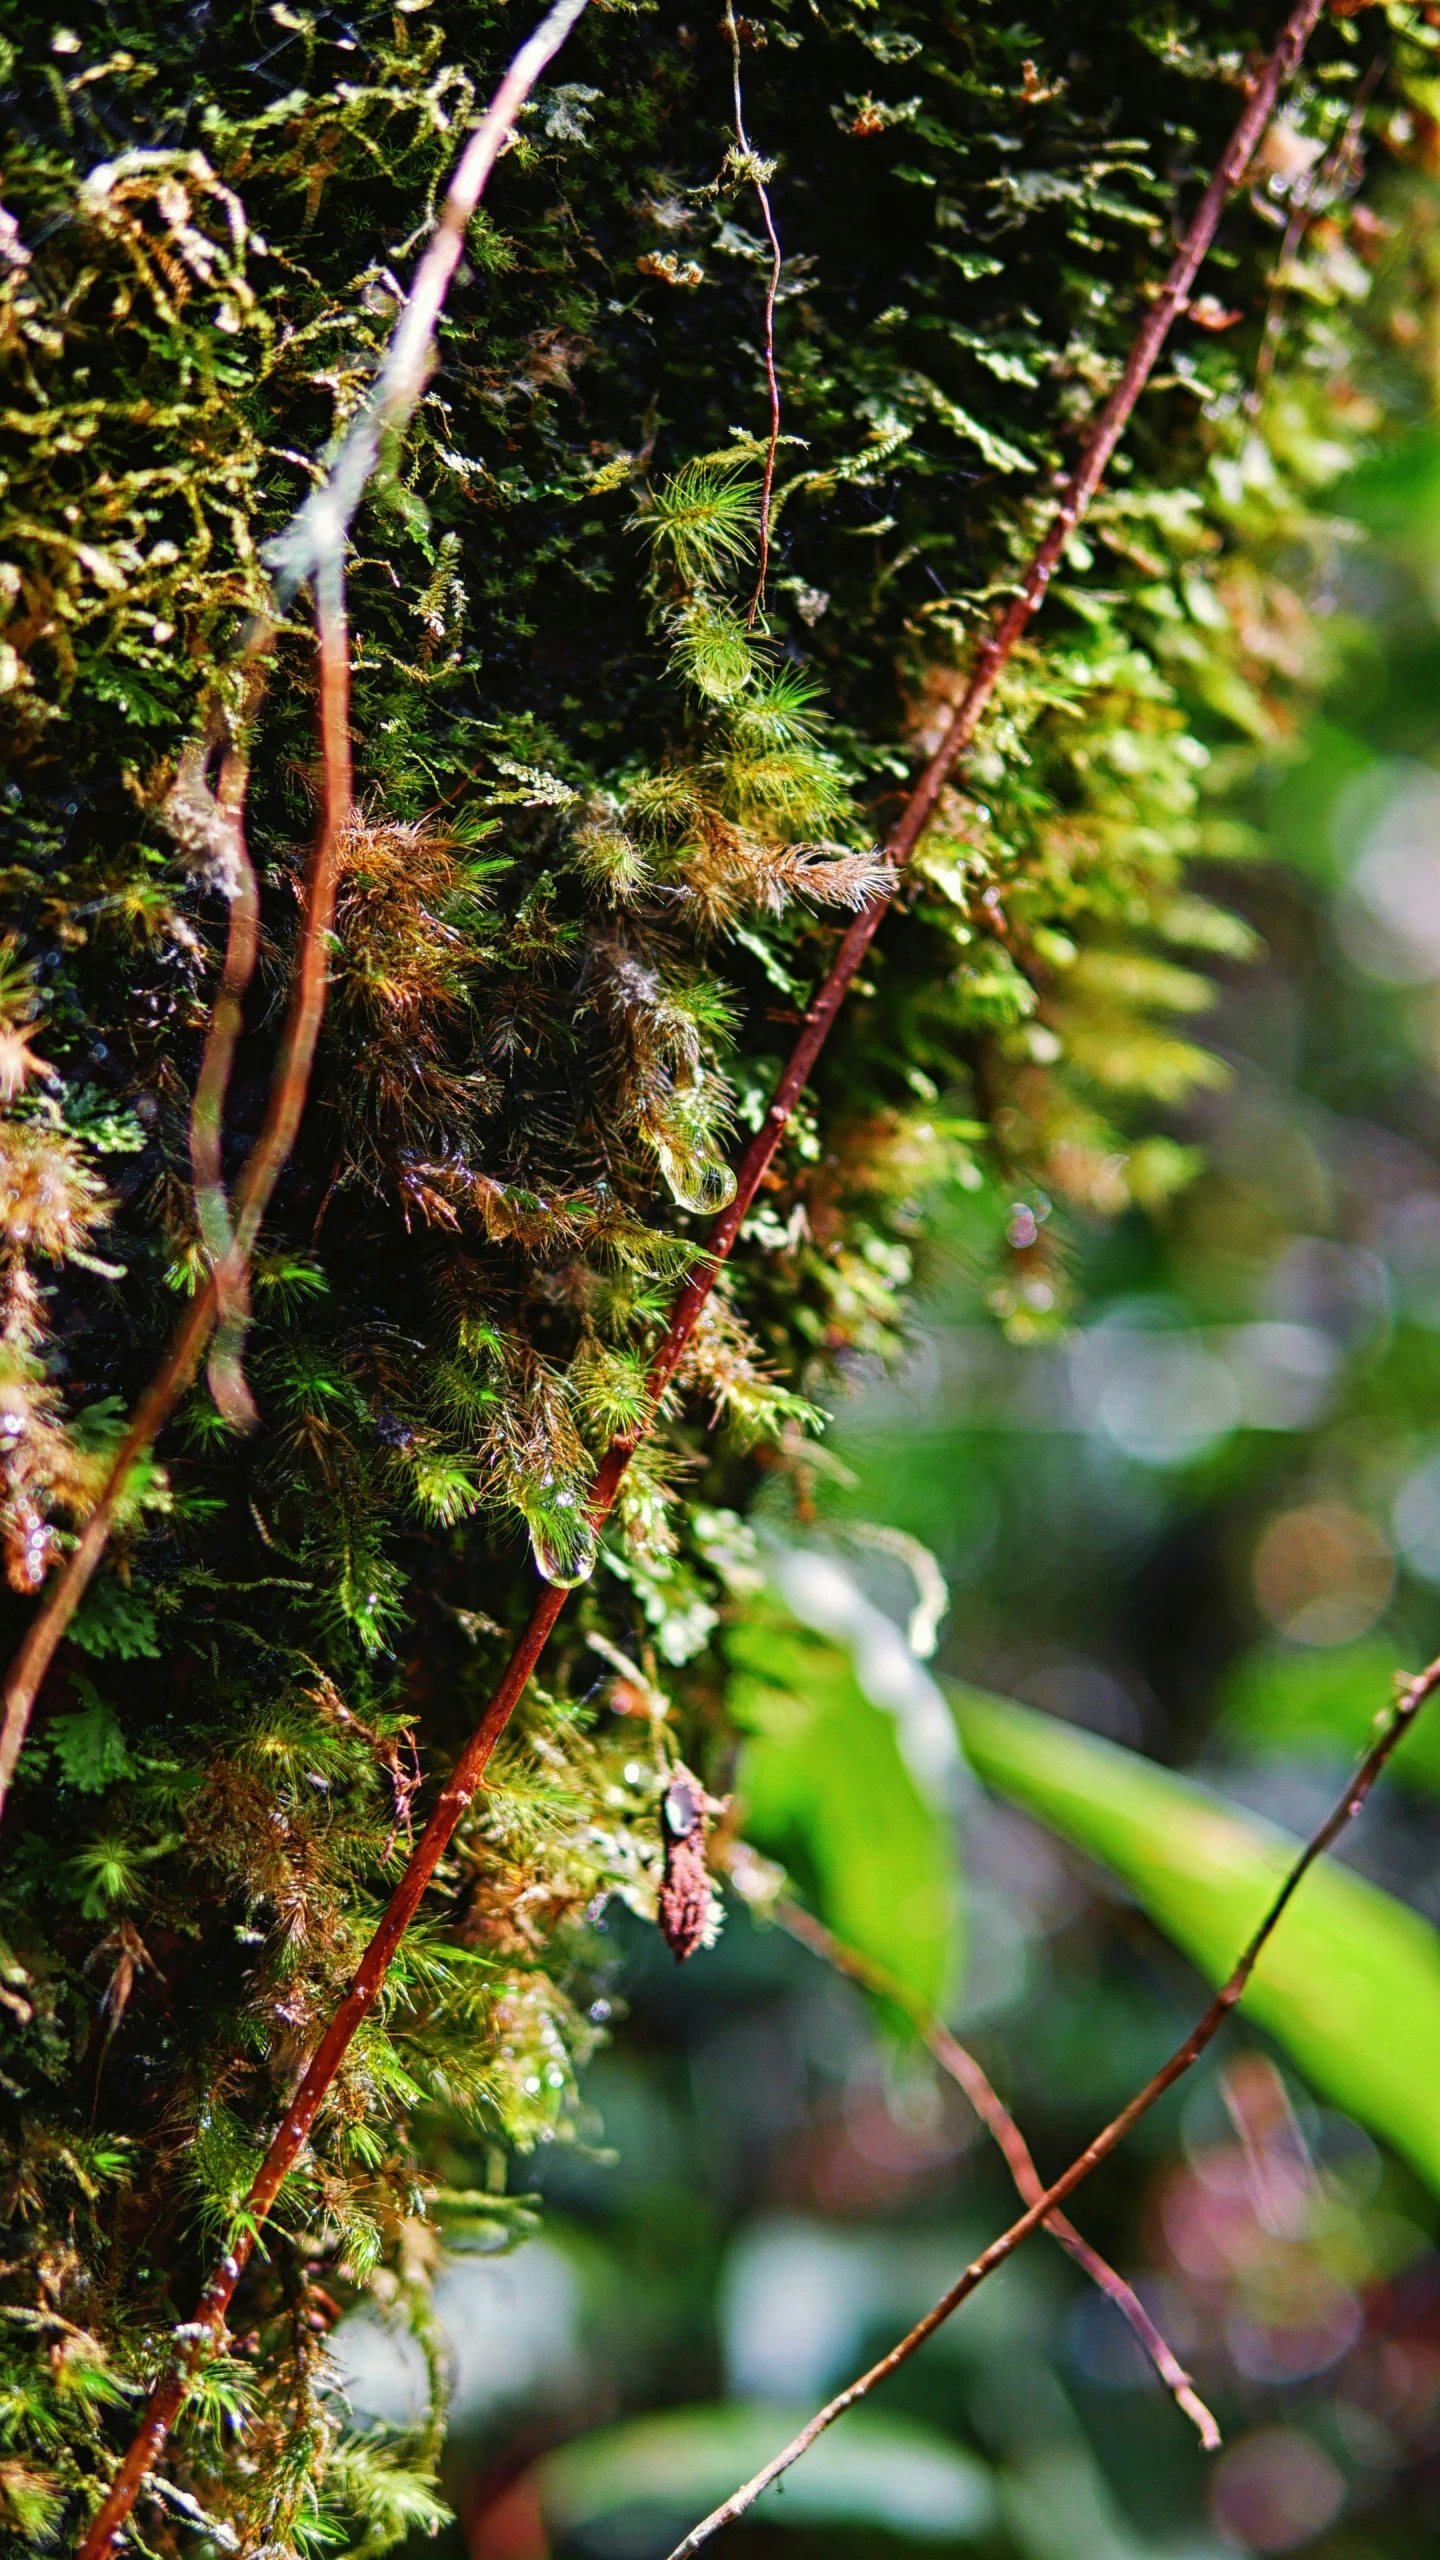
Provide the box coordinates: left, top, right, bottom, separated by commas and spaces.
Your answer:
730, 1606, 961, 2009
535, 2401, 997, 2542
1342, 428, 1440, 544
1219, 1640, 1440, 1798
949, 1684, 1440, 2193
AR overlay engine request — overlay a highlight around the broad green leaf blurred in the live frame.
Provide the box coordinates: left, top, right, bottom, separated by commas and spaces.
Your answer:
1219, 1639, 1440, 1798
730, 1605, 961, 2009
535, 2401, 997, 2543
949, 1684, 1440, 2193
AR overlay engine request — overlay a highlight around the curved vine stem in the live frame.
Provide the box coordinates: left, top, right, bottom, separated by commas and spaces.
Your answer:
186, 724, 263, 1431
0, 0, 594, 1828
721, 0, 784, 626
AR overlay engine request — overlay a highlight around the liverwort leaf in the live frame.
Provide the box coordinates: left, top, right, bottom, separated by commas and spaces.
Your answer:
51, 1679, 137, 1794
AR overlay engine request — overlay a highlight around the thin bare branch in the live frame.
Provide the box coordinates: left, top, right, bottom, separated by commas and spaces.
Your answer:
876, 0, 1325, 879
664, 1659, 1438, 2560
756, 1875, 1218, 2447
71, 8, 1324, 2539
0, 0, 592, 1829
188, 732, 262, 1430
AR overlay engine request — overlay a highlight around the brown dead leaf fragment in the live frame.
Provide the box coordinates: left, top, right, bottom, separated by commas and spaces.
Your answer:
659, 1769, 712, 1960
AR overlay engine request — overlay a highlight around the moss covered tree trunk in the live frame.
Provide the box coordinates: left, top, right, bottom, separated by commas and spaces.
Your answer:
0, 1, 1413, 2547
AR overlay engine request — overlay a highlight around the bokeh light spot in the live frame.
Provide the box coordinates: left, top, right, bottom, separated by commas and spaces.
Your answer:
1252, 1504, 1394, 1645
1211, 2427, 1345, 2552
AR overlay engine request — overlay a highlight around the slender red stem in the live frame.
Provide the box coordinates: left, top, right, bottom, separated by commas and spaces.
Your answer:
73, 8, 1327, 2544
189, 733, 262, 1431
664, 1653, 1437, 2560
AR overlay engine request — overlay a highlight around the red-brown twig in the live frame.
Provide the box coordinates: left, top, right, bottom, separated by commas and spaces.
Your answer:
233, 556, 352, 1271
721, 1, 784, 626
874, 0, 1326, 881
72, 12, 1325, 2544
160, 625, 280, 1429
186, 727, 262, 1431
664, 1660, 1436, 2560
757, 1878, 1218, 2448
0, 0, 593, 1829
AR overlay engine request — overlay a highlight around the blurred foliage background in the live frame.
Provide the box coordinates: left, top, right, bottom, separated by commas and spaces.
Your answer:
337, 277, 1440, 2560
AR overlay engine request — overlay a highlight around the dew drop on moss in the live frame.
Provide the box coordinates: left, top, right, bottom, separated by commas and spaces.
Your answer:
531, 1515, 598, 1589
657, 1148, 738, 1216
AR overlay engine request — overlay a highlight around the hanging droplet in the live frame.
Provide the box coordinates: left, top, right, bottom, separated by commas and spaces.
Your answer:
530, 1513, 598, 1589
656, 1146, 738, 1216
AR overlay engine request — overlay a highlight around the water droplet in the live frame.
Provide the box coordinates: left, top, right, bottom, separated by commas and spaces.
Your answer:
531, 1513, 598, 1589
657, 1146, 738, 1216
